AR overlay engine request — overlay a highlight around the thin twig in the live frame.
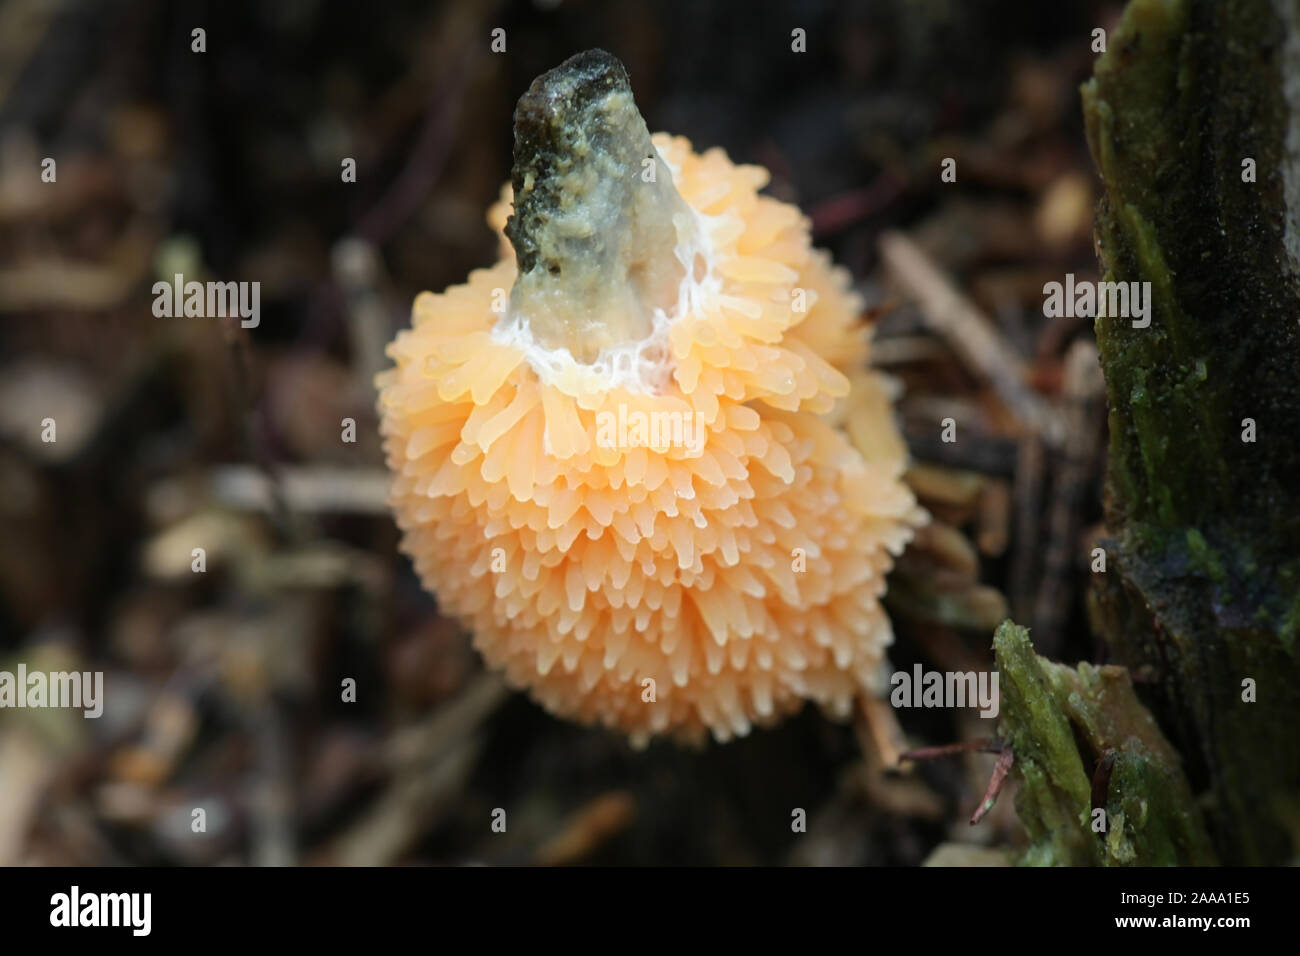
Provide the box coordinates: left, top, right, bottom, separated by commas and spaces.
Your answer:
856, 692, 912, 769
970, 747, 1015, 825
208, 464, 391, 515
879, 231, 1064, 445
900, 738, 1003, 763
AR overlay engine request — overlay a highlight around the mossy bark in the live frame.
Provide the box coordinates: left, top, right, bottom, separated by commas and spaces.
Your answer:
1082, 0, 1300, 864
994, 621, 1216, 866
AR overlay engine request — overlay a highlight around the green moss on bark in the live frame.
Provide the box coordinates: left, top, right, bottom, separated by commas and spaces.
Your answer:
1083, 0, 1300, 863
994, 621, 1216, 865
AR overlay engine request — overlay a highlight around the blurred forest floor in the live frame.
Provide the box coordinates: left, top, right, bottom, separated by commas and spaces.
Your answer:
0, 0, 1120, 865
